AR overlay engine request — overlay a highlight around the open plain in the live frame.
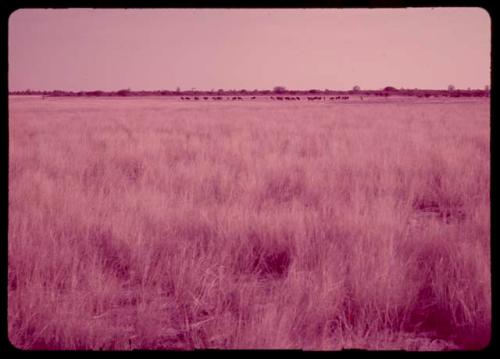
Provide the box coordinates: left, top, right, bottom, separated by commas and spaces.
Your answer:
8, 95, 490, 350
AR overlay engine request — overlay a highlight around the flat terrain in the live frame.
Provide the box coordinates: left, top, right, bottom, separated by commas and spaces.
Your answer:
8, 96, 490, 350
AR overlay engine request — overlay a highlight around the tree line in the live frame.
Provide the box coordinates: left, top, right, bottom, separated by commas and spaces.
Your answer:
9, 86, 490, 98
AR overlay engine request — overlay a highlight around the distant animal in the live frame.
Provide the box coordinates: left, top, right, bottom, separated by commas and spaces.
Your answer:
251, 96, 256, 100
203, 97, 208, 100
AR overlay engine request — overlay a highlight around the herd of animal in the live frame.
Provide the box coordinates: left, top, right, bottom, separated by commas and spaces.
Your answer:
179, 96, 351, 101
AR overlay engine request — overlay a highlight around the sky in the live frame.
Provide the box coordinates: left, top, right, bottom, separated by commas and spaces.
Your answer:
8, 8, 491, 92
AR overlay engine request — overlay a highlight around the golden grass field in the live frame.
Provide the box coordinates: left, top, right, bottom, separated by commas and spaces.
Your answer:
8, 96, 490, 350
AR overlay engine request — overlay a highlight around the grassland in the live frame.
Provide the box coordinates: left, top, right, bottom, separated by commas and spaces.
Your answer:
8, 96, 490, 350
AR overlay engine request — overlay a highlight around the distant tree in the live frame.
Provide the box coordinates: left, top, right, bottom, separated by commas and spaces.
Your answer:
176, 87, 181, 93
485, 85, 490, 91
352, 85, 361, 92
448, 85, 455, 91
383, 86, 397, 91
117, 88, 131, 96
88, 90, 103, 96
273, 86, 287, 94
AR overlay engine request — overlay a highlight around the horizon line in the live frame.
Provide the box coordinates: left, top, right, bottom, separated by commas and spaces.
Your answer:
9, 87, 490, 93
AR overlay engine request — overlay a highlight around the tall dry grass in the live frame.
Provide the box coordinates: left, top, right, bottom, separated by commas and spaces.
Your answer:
8, 96, 490, 350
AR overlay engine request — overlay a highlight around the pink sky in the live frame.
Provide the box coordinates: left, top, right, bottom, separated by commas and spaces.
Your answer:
8, 8, 490, 91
